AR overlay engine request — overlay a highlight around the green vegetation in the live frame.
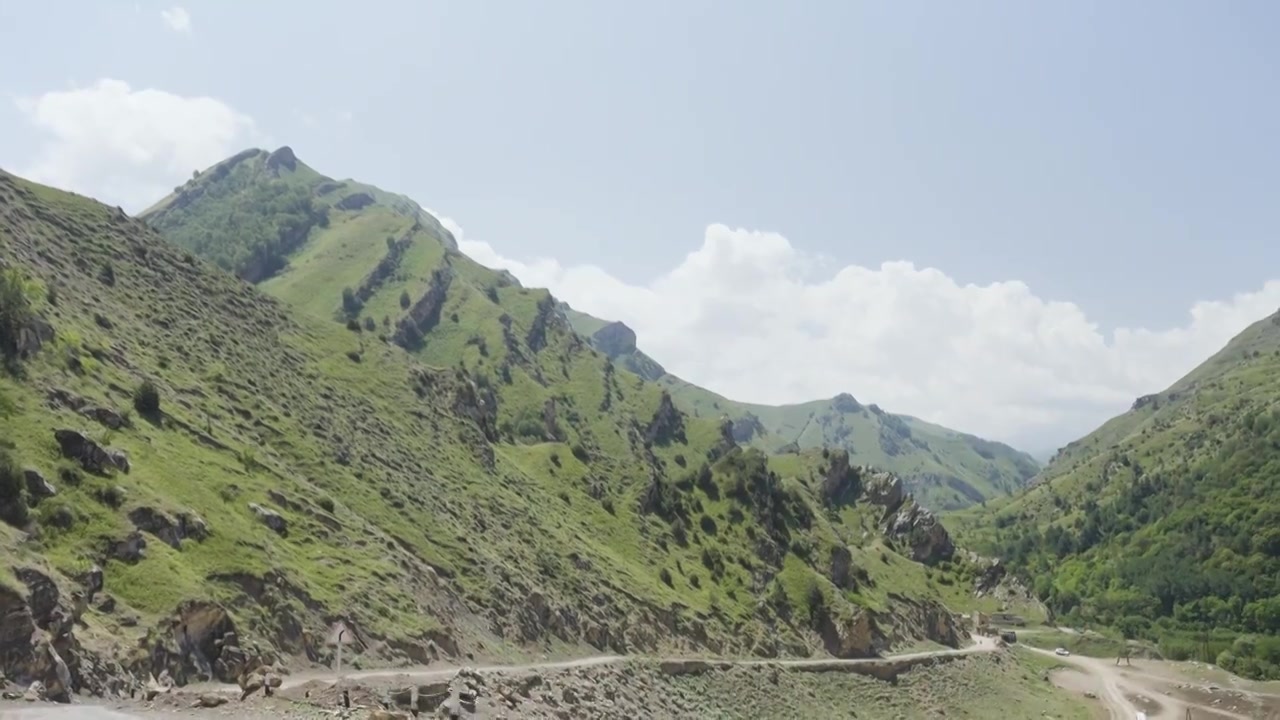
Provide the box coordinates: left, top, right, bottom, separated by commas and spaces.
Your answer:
558, 306, 1040, 511
0, 158, 996, 672
957, 310, 1280, 679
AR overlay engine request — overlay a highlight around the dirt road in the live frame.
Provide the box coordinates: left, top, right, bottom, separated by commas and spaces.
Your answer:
281, 634, 998, 690
1, 636, 1000, 720
1029, 647, 1261, 720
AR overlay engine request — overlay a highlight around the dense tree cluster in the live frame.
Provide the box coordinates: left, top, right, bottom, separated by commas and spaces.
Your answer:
995, 405, 1280, 678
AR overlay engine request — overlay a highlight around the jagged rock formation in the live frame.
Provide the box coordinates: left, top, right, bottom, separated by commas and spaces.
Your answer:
862, 471, 955, 565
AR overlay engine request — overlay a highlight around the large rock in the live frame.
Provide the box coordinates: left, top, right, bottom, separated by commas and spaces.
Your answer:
53, 430, 129, 475
127, 507, 207, 549
882, 500, 954, 565
818, 608, 875, 658
80, 407, 127, 430
14, 569, 59, 628
830, 546, 854, 590
248, 503, 287, 535
23, 469, 56, 500
863, 471, 905, 511
106, 531, 147, 563
0, 585, 37, 679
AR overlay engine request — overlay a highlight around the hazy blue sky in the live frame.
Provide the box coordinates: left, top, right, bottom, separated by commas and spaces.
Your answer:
2, 1, 1278, 449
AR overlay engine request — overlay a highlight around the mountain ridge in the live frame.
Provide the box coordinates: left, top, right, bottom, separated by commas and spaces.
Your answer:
141, 146, 1039, 512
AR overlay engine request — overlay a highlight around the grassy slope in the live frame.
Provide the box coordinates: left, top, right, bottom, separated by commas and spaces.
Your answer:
0, 162, 997, 673
558, 309, 1041, 512
655, 372, 1040, 511
952, 311, 1280, 678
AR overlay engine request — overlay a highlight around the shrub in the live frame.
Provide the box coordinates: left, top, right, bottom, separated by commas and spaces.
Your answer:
98, 262, 116, 286
133, 379, 161, 415
318, 497, 336, 513
341, 287, 363, 316
362, 316, 376, 332
659, 568, 673, 587
0, 447, 29, 527
399, 290, 411, 309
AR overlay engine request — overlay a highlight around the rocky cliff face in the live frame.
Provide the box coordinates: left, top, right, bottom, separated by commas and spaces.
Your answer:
862, 470, 955, 565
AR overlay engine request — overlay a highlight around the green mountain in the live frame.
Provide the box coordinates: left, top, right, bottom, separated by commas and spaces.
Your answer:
559, 307, 1039, 510
954, 310, 1280, 678
0, 156, 1011, 697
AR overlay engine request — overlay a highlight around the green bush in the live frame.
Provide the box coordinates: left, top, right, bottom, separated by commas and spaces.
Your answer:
133, 379, 161, 415
0, 447, 29, 527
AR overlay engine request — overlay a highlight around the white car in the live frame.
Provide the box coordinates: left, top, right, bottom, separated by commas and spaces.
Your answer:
1054, 647, 1070, 656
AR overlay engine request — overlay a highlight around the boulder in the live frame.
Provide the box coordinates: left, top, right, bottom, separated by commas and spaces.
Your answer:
23, 469, 56, 499
106, 531, 147, 563
53, 430, 129, 475
127, 507, 208, 549
80, 407, 127, 430
248, 503, 287, 535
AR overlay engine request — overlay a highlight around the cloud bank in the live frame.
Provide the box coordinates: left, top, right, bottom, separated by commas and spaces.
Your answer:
14, 79, 261, 210
449, 219, 1280, 450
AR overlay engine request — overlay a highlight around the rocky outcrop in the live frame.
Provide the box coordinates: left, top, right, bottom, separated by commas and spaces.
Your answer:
264, 146, 298, 174
863, 471, 905, 511
590, 322, 637, 358
526, 294, 567, 354
53, 429, 129, 475
106, 531, 147, 563
730, 413, 766, 443
80, 406, 127, 430
335, 192, 375, 211
248, 503, 288, 536
645, 391, 687, 446
817, 608, 876, 658
24, 468, 56, 500
831, 392, 862, 413
818, 450, 860, 507
394, 268, 452, 349
882, 500, 954, 565
14, 315, 54, 359
128, 507, 209, 549
354, 235, 412, 303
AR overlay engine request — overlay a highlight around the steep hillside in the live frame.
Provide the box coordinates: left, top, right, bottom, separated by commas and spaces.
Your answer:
0, 167, 1001, 699
954, 311, 1280, 679
560, 307, 1038, 510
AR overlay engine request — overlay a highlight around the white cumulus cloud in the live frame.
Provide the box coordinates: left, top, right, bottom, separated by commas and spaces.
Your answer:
160, 6, 191, 33
14, 79, 262, 210
444, 218, 1280, 450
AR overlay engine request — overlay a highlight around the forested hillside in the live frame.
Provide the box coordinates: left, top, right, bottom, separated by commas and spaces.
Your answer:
955, 310, 1280, 678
